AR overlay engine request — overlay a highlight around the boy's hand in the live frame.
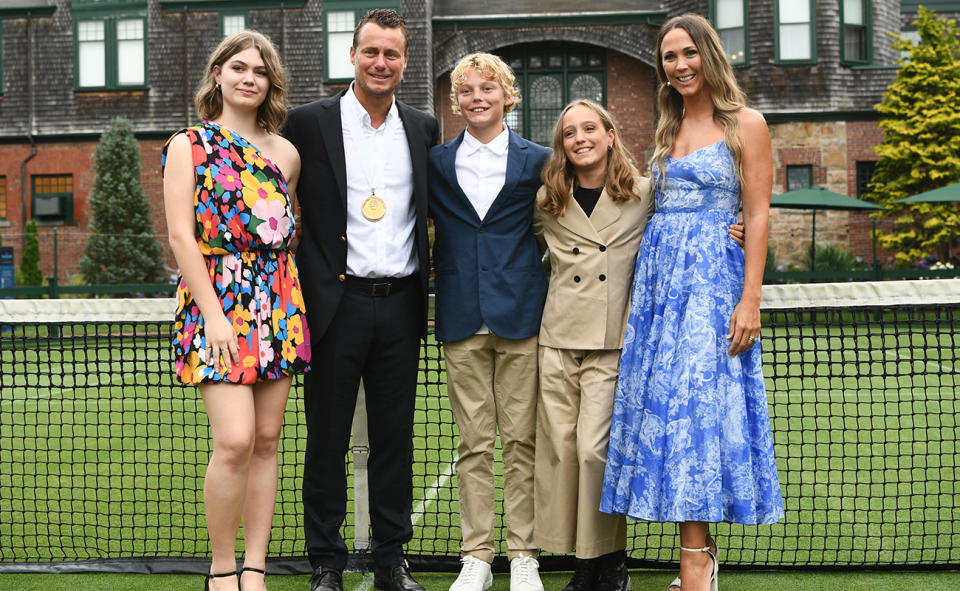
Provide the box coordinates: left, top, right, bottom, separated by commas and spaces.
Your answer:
728, 223, 745, 247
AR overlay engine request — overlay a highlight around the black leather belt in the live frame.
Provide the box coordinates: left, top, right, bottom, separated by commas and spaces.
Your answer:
344, 274, 417, 297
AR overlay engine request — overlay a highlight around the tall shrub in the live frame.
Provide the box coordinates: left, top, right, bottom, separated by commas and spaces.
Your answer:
866, 7, 960, 266
78, 117, 164, 284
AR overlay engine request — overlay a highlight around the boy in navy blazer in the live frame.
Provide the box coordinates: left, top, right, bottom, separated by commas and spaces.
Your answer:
428, 53, 549, 591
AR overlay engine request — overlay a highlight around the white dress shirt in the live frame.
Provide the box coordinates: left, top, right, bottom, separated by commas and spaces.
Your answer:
341, 85, 417, 278
454, 126, 509, 335
455, 126, 509, 221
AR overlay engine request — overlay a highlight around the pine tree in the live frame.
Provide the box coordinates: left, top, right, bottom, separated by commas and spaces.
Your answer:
20, 219, 42, 286
78, 117, 164, 284
866, 6, 960, 266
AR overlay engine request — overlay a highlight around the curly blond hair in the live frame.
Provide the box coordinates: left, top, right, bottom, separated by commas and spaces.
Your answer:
449, 52, 521, 116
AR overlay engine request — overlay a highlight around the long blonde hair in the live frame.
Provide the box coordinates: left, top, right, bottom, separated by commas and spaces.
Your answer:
650, 14, 747, 188
195, 31, 288, 134
539, 100, 639, 216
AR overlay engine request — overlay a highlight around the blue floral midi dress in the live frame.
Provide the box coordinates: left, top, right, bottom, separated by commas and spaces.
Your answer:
600, 140, 784, 525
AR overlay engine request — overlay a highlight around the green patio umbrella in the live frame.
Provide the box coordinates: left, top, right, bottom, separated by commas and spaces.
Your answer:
897, 181, 960, 203
770, 186, 885, 270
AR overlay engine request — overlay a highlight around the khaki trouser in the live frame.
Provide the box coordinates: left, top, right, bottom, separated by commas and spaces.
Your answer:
534, 346, 626, 558
444, 333, 539, 563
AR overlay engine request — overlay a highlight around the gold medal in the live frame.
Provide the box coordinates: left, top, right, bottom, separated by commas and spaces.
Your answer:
362, 193, 386, 222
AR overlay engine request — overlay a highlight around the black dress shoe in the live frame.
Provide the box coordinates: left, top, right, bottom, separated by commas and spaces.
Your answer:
310, 566, 344, 591
562, 558, 597, 591
595, 551, 630, 591
373, 561, 426, 591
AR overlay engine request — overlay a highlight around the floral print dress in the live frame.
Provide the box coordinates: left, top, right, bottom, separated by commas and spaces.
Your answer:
600, 141, 783, 525
163, 121, 311, 385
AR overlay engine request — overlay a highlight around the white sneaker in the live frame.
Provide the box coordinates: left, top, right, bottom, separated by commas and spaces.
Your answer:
449, 555, 493, 591
510, 555, 544, 591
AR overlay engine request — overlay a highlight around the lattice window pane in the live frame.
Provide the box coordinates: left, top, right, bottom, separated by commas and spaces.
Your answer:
529, 75, 563, 145
569, 74, 602, 103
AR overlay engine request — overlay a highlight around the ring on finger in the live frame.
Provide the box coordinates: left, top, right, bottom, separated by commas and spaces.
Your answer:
748, 335, 757, 343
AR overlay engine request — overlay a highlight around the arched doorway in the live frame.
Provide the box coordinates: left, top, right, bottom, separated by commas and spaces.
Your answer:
495, 42, 606, 145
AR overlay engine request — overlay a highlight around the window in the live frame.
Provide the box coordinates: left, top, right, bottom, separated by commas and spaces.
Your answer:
498, 43, 605, 145
32, 175, 74, 224
776, 0, 815, 62
713, 0, 748, 66
0, 176, 6, 220
786, 165, 813, 191
842, 0, 871, 63
75, 2, 147, 90
324, 2, 401, 83
222, 13, 246, 37
856, 161, 877, 198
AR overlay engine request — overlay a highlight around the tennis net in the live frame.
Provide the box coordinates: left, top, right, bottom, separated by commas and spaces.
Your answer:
0, 280, 958, 573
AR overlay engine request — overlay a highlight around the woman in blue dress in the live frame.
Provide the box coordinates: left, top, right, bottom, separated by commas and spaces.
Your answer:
600, 14, 784, 591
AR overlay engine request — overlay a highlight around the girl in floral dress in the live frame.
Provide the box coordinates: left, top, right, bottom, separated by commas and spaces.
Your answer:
163, 31, 309, 591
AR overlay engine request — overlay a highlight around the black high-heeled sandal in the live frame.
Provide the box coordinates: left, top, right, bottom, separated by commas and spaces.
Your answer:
239, 566, 266, 591
204, 571, 237, 591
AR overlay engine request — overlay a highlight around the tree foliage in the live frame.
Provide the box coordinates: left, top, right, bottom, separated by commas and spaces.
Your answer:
867, 6, 960, 266
19, 220, 42, 286
78, 117, 164, 284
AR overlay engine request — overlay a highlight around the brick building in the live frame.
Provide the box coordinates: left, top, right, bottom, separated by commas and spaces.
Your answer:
0, 0, 942, 280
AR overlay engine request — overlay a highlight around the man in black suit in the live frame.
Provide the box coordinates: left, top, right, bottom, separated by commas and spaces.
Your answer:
283, 9, 439, 591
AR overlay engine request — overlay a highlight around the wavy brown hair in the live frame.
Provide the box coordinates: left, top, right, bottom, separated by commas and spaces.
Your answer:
650, 13, 747, 189
195, 30, 287, 134
539, 100, 639, 217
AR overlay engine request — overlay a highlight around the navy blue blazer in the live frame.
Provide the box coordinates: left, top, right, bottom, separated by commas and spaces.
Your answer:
428, 129, 550, 343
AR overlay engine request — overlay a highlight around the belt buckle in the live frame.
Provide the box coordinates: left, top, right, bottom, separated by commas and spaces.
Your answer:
371, 281, 391, 297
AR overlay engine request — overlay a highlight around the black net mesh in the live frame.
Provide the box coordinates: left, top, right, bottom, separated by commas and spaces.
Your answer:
0, 295, 958, 572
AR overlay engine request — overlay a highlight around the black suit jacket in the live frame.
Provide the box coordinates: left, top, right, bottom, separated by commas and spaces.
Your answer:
284, 90, 440, 339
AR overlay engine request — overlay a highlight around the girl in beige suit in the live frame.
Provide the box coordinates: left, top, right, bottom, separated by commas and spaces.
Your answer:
532, 100, 653, 591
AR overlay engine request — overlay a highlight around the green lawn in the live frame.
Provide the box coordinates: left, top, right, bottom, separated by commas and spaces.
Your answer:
1, 308, 959, 571
4, 570, 960, 591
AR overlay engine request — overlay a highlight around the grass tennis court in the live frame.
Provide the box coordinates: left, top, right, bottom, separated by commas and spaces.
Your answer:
1, 289, 959, 575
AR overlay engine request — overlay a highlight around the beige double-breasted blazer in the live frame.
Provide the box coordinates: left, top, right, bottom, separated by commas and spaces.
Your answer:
533, 178, 654, 350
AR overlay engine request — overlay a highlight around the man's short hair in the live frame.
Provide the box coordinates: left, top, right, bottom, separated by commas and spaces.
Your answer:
353, 8, 408, 53
449, 53, 522, 117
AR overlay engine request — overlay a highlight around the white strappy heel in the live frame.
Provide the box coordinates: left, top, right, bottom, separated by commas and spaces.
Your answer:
667, 544, 718, 591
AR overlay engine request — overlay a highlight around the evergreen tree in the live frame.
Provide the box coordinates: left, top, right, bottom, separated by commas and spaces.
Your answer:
78, 117, 164, 284
20, 220, 42, 286
867, 6, 960, 266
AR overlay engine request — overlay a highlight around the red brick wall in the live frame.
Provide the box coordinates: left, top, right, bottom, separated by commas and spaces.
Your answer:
436, 72, 467, 142
845, 120, 893, 265
606, 49, 657, 167
776, 147, 827, 188
0, 139, 173, 282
